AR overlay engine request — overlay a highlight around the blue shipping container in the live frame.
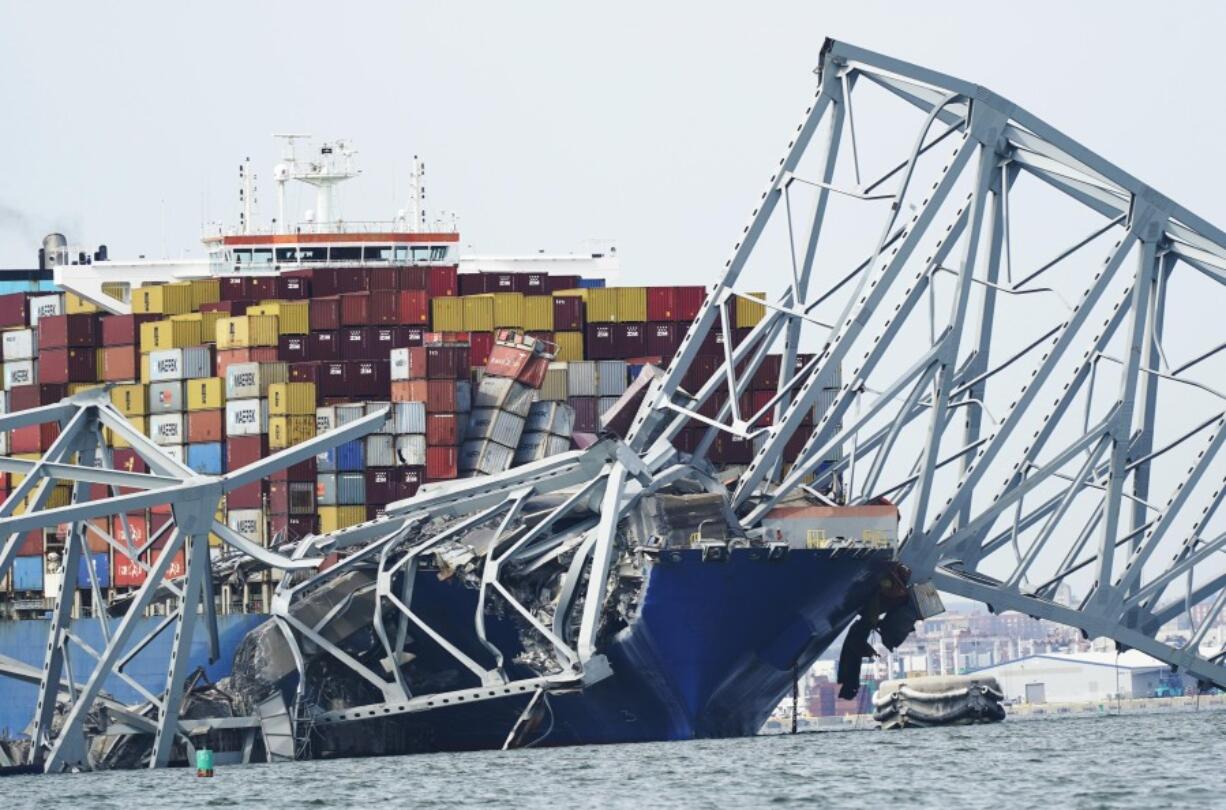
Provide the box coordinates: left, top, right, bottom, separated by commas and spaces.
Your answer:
577, 278, 606, 289
77, 552, 110, 589
13, 555, 43, 591
335, 439, 365, 472
186, 442, 224, 475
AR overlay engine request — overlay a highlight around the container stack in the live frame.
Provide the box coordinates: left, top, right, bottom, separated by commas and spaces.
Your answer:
389, 339, 471, 483
460, 330, 552, 477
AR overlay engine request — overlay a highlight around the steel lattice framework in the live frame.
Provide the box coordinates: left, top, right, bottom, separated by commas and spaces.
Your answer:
1, 39, 1224, 773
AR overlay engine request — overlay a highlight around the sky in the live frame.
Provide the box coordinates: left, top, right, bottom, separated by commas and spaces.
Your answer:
3, 1, 1226, 282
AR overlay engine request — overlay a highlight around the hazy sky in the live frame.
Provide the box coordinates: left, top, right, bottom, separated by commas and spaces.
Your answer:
3, 1, 1225, 284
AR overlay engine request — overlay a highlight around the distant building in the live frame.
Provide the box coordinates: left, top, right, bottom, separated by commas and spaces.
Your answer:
969, 650, 1188, 703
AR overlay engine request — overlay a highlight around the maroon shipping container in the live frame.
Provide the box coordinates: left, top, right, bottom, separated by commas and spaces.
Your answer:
369, 291, 402, 325
364, 505, 389, 523
319, 362, 348, 397
309, 297, 342, 331
40, 348, 96, 383
278, 334, 310, 363
458, 273, 484, 297
187, 409, 224, 443
268, 481, 291, 514
11, 422, 60, 454
289, 361, 323, 385
570, 397, 600, 433
269, 456, 317, 482
585, 324, 617, 360
38, 314, 97, 349
226, 436, 269, 509
646, 322, 681, 361
426, 413, 460, 445
364, 468, 398, 505
219, 277, 250, 301
9, 383, 68, 411
674, 286, 707, 321
682, 355, 719, 393
340, 327, 374, 360
278, 272, 312, 299
425, 379, 462, 412
553, 296, 584, 331
425, 446, 458, 481
310, 331, 340, 361
372, 326, 416, 355
617, 323, 647, 358
0, 293, 29, 329
469, 331, 493, 367
345, 360, 390, 397
340, 292, 371, 326
397, 290, 430, 325
226, 482, 265, 510
483, 272, 516, 293
270, 513, 316, 543
200, 300, 250, 316
396, 466, 425, 499
310, 268, 342, 298
427, 266, 459, 298
425, 345, 469, 379
368, 267, 400, 291
397, 266, 425, 290
337, 269, 369, 294
404, 326, 427, 347
248, 276, 278, 300
548, 275, 581, 293
100, 313, 158, 346
752, 354, 782, 390
516, 272, 549, 295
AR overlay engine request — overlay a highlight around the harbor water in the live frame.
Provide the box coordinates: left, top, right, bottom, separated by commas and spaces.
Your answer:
6, 709, 1225, 808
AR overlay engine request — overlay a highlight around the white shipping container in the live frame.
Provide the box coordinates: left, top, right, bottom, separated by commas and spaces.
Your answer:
147, 381, 185, 414
567, 361, 598, 397
227, 508, 266, 545
336, 403, 365, 427
513, 432, 572, 465
455, 380, 473, 414
365, 434, 396, 467
473, 376, 535, 418
525, 401, 575, 437
465, 407, 525, 449
3, 360, 36, 390
148, 347, 212, 382
28, 294, 63, 326
2, 328, 37, 360
316, 405, 336, 434
225, 398, 269, 436
161, 444, 185, 464
148, 413, 185, 446
458, 438, 515, 476
596, 360, 629, 397
395, 435, 427, 466
365, 401, 394, 434
225, 361, 287, 399
389, 347, 411, 381
393, 401, 426, 434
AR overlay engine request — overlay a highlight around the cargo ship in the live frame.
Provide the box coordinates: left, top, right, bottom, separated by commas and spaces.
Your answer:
0, 138, 910, 763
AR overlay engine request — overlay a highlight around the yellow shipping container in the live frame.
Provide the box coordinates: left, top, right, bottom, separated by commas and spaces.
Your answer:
317, 505, 366, 534
197, 310, 222, 343
67, 382, 103, 396
190, 278, 220, 309
269, 415, 316, 449
13, 484, 71, 513
65, 292, 100, 314
9, 453, 40, 489
105, 416, 146, 448
110, 383, 148, 416
523, 295, 554, 331
432, 297, 464, 331
131, 282, 193, 315
268, 382, 316, 415
140, 318, 202, 352
585, 288, 619, 323
140, 353, 150, 384
555, 331, 584, 362
186, 377, 225, 411
615, 287, 647, 322
735, 292, 766, 328
252, 301, 309, 335
488, 292, 525, 328
462, 296, 495, 332
215, 315, 279, 349
101, 282, 128, 305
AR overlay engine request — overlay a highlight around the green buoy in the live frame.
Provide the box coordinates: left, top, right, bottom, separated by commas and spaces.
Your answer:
196, 748, 214, 777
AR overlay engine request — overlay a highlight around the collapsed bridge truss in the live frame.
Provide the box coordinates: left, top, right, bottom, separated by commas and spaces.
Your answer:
0, 39, 1223, 771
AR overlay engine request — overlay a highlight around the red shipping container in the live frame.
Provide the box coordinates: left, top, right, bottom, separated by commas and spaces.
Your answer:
226, 481, 265, 510
346, 360, 390, 397
309, 268, 340, 297
426, 413, 460, 445
553, 296, 584, 330
390, 380, 418, 403
319, 362, 348, 397
279, 272, 312, 299
397, 266, 424, 290
364, 468, 398, 504
646, 287, 675, 322
101, 313, 158, 346
469, 331, 494, 367
404, 346, 428, 379
12, 422, 60, 453
310, 331, 340, 361
278, 334, 310, 363
337, 269, 369, 294
396, 466, 425, 499
519, 355, 549, 388
290, 361, 323, 386
309, 297, 342, 331
149, 511, 172, 543
427, 266, 459, 298
340, 327, 374, 360
113, 549, 148, 587
425, 445, 458, 481
17, 530, 43, 556
112, 513, 148, 549
216, 347, 275, 380
369, 267, 400, 291
268, 481, 291, 514
340, 292, 371, 326
426, 379, 460, 412
248, 276, 278, 300
397, 290, 430, 325
369, 292, 401, 325
752, 354, 782, 390
646, 322, 681, 361
425, 345, 469, 379
40, 348, 96, 383
9, 383, 68, 411
227, 435, 268, 468
100, 345, 140, 382
187, 410, 224, 443
674, 286, 707, 321
0, 293, 29, 328
483, 343, 536, 379
584, 324, 617, 360
219, 277, 251, 301
39, 313, 98, 349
